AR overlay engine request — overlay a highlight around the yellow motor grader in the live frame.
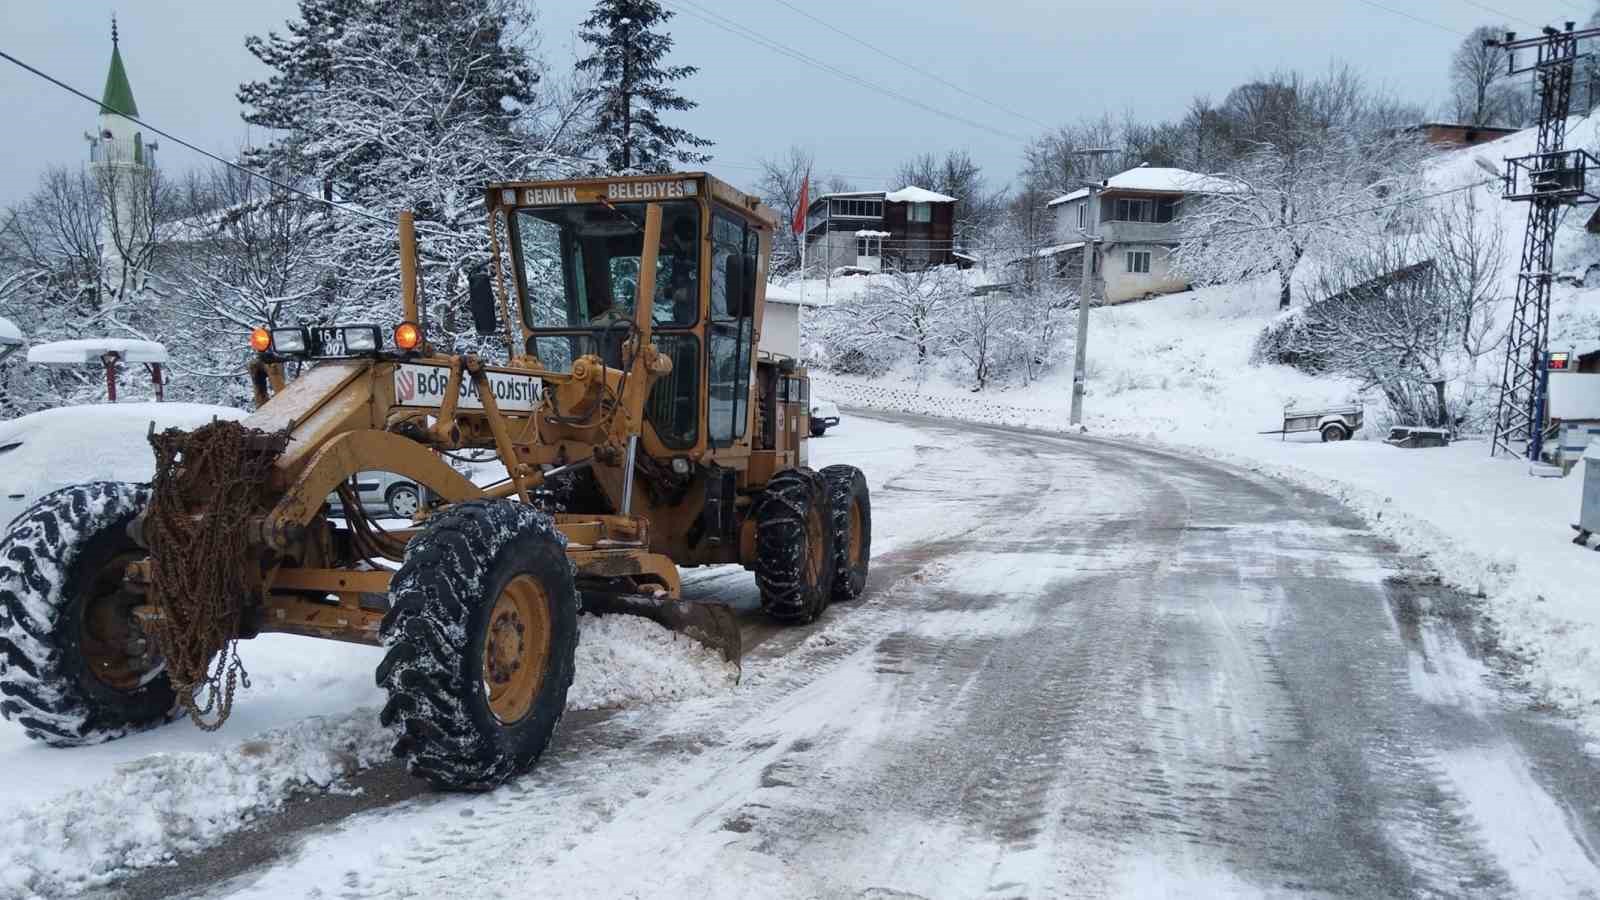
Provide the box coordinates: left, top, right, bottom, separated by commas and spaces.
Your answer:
0, 173, 870, 790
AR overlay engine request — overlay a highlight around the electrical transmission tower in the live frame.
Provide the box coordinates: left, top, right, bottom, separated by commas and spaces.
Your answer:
1488, 23, 1600, 460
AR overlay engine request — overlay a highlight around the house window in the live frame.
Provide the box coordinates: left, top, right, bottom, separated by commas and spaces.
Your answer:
908, 202, 932, 223
1114, 198, 1154, 223
1076, 202, 1087, 231
1156, 198, 1180, 223
1126, 250, 1151, 274
831, 198, 882, 218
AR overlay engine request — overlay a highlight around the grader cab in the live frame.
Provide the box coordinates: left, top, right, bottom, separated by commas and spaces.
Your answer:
0, 173, 871, 790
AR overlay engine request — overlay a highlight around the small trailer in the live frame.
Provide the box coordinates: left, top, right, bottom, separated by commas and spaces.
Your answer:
1263, 404, 1363, 442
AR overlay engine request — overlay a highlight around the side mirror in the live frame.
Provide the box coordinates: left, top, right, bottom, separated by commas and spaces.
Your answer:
468, 272, 498, 335
723, 253, 746, 317
740, 252, 759, 317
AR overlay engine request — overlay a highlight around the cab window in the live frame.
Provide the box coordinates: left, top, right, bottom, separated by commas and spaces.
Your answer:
708, 211, 756, 445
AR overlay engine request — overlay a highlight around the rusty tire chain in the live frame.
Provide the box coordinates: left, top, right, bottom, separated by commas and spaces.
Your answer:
145, 421, 289, 730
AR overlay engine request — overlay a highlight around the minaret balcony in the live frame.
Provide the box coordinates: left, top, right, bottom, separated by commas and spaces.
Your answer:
88, 136, 155, 167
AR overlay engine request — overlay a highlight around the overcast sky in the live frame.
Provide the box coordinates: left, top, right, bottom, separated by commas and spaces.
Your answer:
0, 0, 1589, 208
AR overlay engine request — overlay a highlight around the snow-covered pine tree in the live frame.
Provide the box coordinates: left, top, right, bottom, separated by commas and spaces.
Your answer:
239, 0, 578, 349
575, 0, 713, 174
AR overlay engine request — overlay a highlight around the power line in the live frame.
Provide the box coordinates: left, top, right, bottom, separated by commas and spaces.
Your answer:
765, 0, 1051, 130
0, 47, 399, 228
660, 0, 1031, 144
1350, 0, 1469, 36
1455, 0, 1545, 30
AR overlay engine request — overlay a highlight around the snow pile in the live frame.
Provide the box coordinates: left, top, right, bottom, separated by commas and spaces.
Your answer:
0, 710, 390, 898
0, 402, 246, 529
26, 338, 169, 365
0, 315, 21, 345
568, 614, 739, 710
884, 186, 956, 204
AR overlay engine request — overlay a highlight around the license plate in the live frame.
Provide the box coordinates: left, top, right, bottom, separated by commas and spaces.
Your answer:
313, 327, 347, 357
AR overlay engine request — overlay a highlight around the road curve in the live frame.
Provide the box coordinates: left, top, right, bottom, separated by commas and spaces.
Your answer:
113, 411, 1600, 900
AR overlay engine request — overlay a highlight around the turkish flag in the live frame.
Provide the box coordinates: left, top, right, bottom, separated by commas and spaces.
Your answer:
792, 173, 809, 236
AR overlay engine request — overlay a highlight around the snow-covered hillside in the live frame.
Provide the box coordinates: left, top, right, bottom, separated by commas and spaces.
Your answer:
803, 117, 1600, 746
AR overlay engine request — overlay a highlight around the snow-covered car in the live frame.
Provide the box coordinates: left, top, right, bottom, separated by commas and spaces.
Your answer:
0, 402, 246, 530
810, 399, 841, 437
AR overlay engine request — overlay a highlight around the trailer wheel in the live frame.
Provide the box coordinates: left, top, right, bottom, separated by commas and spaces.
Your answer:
754, 468, 836, 623
1320, 422, 1350, 443
0, 482, 176, 746
377, 500, 578, 791
820, 465, 871, 602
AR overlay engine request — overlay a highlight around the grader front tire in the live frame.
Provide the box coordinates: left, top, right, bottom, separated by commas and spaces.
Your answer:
0, 482, 176, 746
754, 468, 837, 624
377, 500, 578, 791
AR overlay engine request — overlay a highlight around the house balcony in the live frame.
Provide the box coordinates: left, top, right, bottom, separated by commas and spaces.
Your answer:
1098, 219, 1183, 246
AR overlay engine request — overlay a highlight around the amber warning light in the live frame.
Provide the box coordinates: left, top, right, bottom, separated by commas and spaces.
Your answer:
394, 322, 422, 351
250, 327, 272, 353
1549, 351, 1571, 371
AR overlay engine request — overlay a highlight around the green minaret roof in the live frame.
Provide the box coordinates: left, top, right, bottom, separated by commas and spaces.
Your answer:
100, 21, 138, 118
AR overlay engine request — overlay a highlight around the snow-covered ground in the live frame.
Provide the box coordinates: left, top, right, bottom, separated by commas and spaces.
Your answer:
804, 117, 1600, 746
0, 612, 736, 897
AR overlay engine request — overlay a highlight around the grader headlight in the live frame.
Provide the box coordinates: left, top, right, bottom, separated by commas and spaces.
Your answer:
271, 327, 309, 355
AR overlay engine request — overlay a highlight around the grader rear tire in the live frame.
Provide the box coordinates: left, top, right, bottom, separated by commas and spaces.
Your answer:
377, 500, 578, 791
0, 482, 176, 746
754, 468, 836, 623
820, 465, 871, 602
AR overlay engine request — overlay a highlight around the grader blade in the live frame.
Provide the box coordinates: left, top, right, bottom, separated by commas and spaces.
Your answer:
580, 591, 742, 664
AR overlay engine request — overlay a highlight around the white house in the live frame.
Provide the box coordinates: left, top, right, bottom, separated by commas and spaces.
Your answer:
1046, 165, 1242, 304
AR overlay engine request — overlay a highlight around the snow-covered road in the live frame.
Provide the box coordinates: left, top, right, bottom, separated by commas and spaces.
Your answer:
18, 412, 1600, 898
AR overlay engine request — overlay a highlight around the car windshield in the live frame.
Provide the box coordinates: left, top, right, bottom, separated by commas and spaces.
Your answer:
514, 201, 700, 371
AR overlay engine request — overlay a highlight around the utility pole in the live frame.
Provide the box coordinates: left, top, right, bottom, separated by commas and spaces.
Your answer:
1070, 190, 1102, 427
1064, 148, 1118, 428
1485, 23, 1600, 460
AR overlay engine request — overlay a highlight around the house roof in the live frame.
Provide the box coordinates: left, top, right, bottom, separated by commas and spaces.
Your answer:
764, 282, 825, 306
884, 186, 956, 204
101, 24, 139, 118
1048, 164, 1245, 206
0, 316, 22, 346
1413, 122, 1518, 134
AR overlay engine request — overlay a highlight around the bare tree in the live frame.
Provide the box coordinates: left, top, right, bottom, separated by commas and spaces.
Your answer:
823, 174, 856, 195
755, 145, 814, 272
159, 164, 326, 381
1451, 25, 1512, 126
1277, 193, 1505, 428
894, 149, 1007, 248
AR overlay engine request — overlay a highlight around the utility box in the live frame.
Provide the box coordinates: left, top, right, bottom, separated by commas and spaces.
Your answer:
1547, 372, 1600, 472
1583, 443, 1600, 538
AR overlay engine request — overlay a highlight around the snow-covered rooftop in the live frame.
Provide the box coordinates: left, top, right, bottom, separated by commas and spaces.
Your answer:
885, 186, 956, 204
1048, 165, 1246, 206
764, 282, 825, 306
0, 316, 22, 346
27, 338, 169, 365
